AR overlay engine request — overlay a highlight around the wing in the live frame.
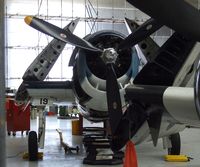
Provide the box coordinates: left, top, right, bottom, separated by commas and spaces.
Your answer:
23, 81, 75, 106
15, 19, 79, 103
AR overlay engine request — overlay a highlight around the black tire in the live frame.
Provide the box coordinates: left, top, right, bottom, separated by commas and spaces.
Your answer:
168, 133, 181, 155
28, 131, 38, 161
8, 132, 11, 136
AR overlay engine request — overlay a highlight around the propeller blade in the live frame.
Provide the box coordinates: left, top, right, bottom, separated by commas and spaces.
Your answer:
147, 107, 163, 146
118, 18, 162, 50
68, 34, 91, 66
24, 16, 102, 53
106, 63, 123, 135
127, 0, 200, 41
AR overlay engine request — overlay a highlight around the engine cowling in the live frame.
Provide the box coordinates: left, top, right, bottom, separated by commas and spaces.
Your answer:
72, 30, 139, 121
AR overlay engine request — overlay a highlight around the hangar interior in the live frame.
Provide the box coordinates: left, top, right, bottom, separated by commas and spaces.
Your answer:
5, 0, 172, 89
3, 0, 200, 167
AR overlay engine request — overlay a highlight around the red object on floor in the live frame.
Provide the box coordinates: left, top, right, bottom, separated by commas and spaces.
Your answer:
47, 111, 56, 116
6, 99, 30, 134
123, 140, 138, 167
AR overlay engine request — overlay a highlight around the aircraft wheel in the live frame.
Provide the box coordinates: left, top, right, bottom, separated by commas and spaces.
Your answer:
168, 133, 181, 155
28, 131, 38, 161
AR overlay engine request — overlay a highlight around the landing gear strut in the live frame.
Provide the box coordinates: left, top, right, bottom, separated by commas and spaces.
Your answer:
28, 107, 46, 161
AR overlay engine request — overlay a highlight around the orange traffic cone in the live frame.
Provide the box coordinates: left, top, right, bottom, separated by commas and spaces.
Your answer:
123, 140, 138, 167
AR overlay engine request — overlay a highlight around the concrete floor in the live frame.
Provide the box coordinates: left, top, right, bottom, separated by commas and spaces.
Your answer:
6, 115, 200, 167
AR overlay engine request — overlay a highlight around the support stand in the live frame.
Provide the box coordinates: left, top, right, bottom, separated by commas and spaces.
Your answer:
82, 122, 124, 165
56, 129, 79, 154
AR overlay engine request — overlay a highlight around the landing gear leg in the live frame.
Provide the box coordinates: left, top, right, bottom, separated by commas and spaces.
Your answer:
28, 107, 46, 161
163, 133, 181, 155
38, 107, 46, 149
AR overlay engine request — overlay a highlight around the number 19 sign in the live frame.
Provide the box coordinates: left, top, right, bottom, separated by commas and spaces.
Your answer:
40, 98, 49, 105
32, 97, 54, 106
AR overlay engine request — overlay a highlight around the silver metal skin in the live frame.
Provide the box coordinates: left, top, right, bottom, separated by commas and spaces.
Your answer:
0, 0, 6, 166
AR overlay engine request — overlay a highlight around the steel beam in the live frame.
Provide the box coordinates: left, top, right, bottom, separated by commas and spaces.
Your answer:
0, 0, 6, 167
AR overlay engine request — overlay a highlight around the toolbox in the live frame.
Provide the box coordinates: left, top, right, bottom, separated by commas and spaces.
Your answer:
6, 99, 30, 136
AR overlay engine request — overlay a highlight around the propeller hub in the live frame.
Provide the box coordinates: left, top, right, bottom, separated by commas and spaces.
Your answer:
101, 48, 118, 64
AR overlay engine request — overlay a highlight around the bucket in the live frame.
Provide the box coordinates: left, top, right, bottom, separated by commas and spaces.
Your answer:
72, 120, 81, 135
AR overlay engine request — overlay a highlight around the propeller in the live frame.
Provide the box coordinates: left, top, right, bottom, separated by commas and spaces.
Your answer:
127, 0, 200, 41
24, 16, 126, 136
99, 48, 124, 135
22, 15, 164, 138
24, 16, 102, 53
22, 0, 200, 148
